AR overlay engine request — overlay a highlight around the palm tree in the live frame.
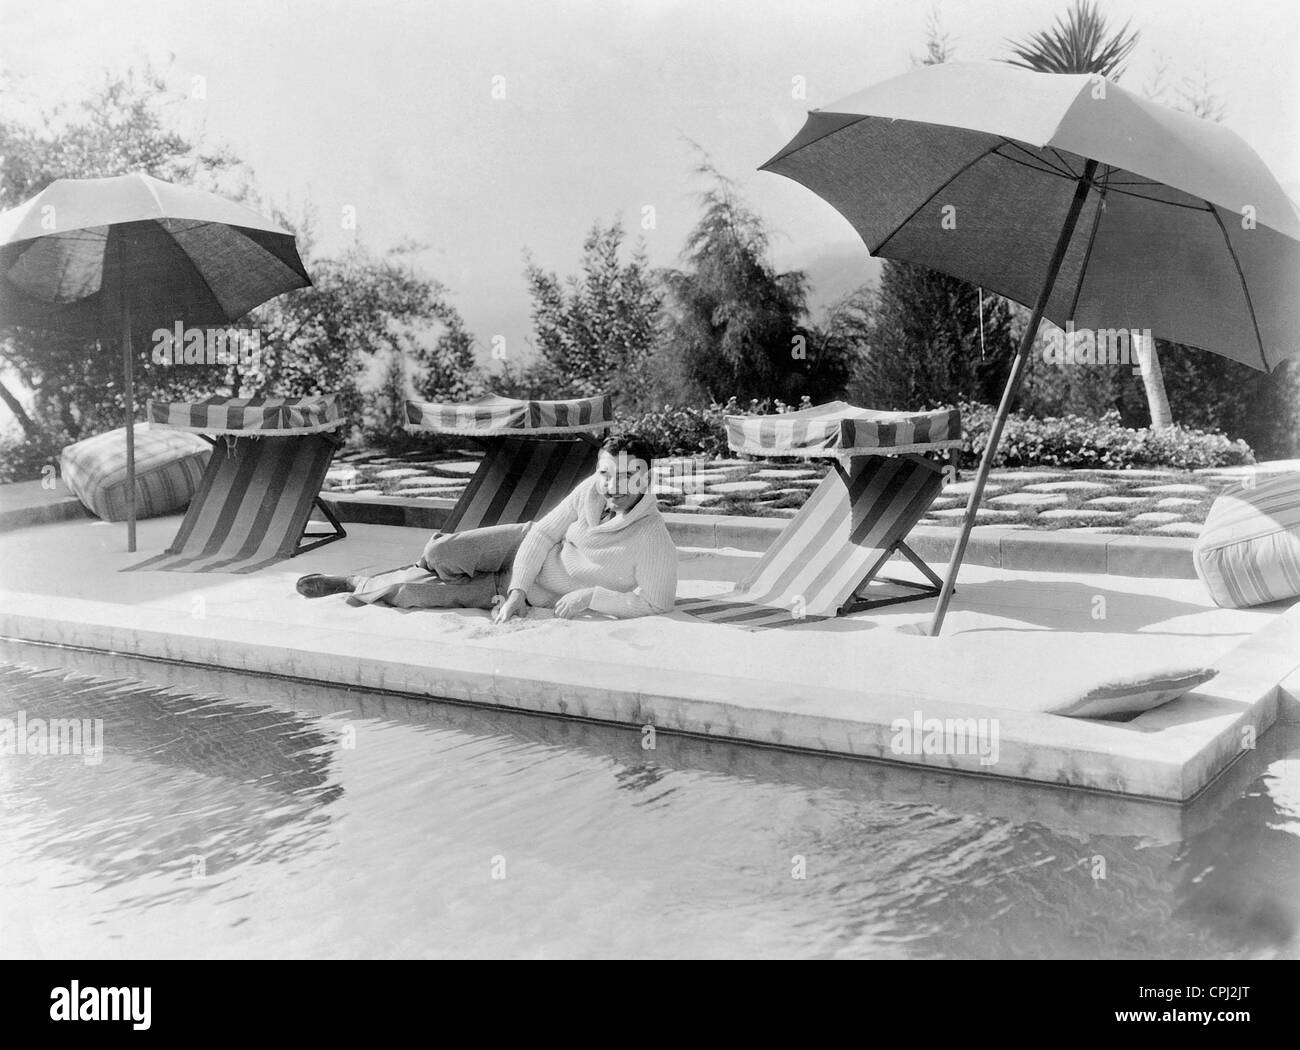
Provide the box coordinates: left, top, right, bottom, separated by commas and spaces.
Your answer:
1005, 0, 1137, 77
1005, 1, 1173, 428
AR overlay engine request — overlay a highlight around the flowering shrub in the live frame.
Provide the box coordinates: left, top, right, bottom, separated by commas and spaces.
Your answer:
616, 395, 811, 458
616, 397, 1250, 469
959, 402, 1254, 470
613, 403, 729, 458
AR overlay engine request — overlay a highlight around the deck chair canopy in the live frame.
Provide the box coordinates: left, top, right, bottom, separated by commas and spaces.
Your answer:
405, 392, 612, 532
725, 400, 961, 459
404, 393, 613, 437
148, 394, 344, 436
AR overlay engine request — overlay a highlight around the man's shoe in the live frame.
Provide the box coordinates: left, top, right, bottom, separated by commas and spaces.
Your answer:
296, 573, 354, 598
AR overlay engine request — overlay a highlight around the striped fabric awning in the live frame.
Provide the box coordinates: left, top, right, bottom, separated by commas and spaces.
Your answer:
148, 395, 344, 436
404, 393, 613, 436
726, 401, 961, 458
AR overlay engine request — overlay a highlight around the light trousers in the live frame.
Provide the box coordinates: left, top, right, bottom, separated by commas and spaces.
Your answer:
351, 521, 533, 609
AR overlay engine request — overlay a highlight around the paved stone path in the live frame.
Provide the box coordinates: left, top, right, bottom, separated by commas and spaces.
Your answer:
322, 447, 1293, 537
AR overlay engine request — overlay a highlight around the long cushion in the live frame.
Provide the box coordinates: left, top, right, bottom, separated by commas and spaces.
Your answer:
1194, 472, 1300, 608
61, 424, 210, 522
1040, 667, 1217, 719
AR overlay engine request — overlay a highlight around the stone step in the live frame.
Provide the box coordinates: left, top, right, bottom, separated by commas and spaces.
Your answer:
1038, 508, 1125, 521
989, 492, 1068, 508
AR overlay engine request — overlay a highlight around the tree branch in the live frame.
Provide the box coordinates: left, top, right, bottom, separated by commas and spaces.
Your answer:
0, 378, 39, 439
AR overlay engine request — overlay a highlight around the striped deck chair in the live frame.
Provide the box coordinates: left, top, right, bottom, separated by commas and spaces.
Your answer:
678, 401, 962, 630
405, 393, 612, 532
127, 395, 347, 574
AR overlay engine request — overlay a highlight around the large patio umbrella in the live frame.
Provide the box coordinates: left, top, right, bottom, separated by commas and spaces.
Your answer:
761, 60, 1300, 634
0, 173, 311, 550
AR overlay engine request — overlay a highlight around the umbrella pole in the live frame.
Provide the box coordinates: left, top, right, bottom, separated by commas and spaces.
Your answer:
927, 159, 1098, 636
118, 242, 137, 553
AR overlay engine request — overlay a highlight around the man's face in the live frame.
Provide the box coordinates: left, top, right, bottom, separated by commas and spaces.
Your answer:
596, 450, 650, 512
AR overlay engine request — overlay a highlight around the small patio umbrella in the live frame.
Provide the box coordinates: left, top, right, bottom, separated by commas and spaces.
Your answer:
761, 60, 1300, 634
0, 173, 311, 550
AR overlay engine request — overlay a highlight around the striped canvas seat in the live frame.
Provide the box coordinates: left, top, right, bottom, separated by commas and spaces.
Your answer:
440, 437, 600, 532
679, 454, 946, 628
128, 395, 347, 574
680, 400, 956, 630
404, 393, 612, 436
405, 393, 611, 533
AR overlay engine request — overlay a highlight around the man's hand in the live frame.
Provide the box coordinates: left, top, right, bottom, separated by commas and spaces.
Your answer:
492, 588, 528, 624
554, 588, 595, 619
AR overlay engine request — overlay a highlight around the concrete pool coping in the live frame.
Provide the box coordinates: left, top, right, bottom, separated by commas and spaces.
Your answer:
318, 492, 1201, 578
1, 513, 1297, 805
0, 482, 1201, 579
0, 479, 89, 531
0, 635, 1287, 851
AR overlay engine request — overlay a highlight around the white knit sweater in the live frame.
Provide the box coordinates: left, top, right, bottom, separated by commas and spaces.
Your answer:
507, 475, 678, 617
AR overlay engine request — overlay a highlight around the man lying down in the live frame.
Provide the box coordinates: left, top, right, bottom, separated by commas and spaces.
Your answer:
295, 435, 678, 623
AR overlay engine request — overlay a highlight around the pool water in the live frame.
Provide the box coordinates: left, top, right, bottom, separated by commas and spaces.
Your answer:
1, 640, 1296, 959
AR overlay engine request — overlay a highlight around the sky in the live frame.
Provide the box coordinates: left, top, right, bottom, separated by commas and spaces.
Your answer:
2, 0, 1298, 364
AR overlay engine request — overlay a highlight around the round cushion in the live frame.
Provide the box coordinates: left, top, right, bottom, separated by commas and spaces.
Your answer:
1193, 472, 1300, 608
60, 424, 210, 522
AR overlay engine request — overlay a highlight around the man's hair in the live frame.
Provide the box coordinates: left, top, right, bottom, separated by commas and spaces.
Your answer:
601, 433, 655, 470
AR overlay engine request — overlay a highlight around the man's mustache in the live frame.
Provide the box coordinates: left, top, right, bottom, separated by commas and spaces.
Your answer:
603, 481, 648, 498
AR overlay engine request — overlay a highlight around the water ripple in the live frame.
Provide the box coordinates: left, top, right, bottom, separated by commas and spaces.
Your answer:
0, 650, 1296, 959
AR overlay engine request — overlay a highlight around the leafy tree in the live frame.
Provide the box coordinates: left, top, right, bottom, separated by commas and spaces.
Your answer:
807, 286, 874, 403
1015, 307, 1151, 426
1158, 352, 1299, 458
659, 160, 844, 405
244, 237, 481, 428
0, 65, 240, 210
489, 354, 561, 401
522, 219, 662, 411
364, 349, 410, 445
847, 264, 1015, 409
414, 312, 480, 403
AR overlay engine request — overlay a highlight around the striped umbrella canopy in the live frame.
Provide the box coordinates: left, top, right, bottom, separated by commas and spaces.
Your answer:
0, 173, 311, 551
762, 60, 1300, 634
